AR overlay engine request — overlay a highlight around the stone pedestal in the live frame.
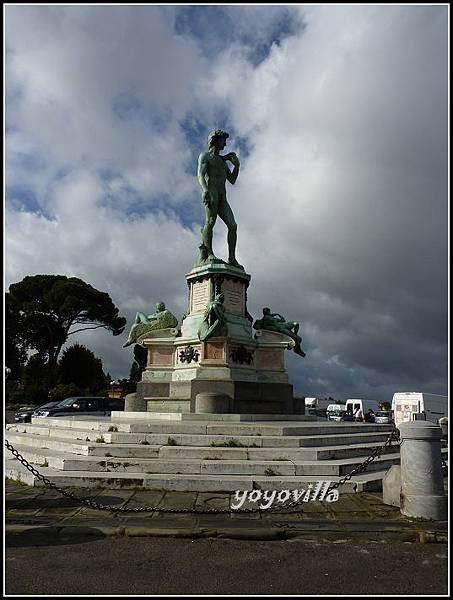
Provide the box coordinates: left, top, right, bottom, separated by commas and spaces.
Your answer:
399, 421, 447, 520
134, 262, 300, 414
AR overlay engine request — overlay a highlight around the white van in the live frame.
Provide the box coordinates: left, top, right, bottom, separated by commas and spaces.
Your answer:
392, 392, 448, 427
345, 398, 381, 417
326, 404, 347, 421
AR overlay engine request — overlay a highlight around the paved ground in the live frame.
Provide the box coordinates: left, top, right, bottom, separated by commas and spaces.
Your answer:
5, 480, 449, 595
5, 479, 448, 542
5, 536, 448, 595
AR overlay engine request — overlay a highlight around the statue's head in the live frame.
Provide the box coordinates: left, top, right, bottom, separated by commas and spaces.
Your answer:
263, 307, 271, 314
156, 302, 165, 312
216, 293, 225, 303
208, 130, 229, 151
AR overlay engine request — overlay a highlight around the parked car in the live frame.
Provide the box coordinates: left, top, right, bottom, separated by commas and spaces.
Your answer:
374, 410, 394, 424
14, 401, 61, 423
33, 396, 124, 418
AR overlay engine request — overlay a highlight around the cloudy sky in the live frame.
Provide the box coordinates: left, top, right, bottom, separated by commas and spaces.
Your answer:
5, 4, 448, 402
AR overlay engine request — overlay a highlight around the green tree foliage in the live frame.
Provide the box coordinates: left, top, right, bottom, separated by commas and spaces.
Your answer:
6, 274, 126, 371
125, 345, 148, 394
58, 343, 109, 394
48, 383, 82, 403
379, 401, 392, 411
5, 294, 27, 380
134, 344, 148, 369
21, 354, 51, 406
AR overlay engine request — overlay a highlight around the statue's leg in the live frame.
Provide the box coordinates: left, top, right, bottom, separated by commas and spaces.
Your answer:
218, 198, 241, 267
285, 321, 299, 334
289, 331, 305, 357
202, 193, 218, 260
123, 324, 138, 347
294, 344, 306, 357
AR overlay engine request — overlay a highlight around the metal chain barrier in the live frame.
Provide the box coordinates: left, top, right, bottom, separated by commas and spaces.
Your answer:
5, 426, 401, 514
326, 423, 401, 493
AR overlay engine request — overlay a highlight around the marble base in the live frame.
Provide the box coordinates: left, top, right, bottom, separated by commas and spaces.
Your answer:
131, 262, 304, 415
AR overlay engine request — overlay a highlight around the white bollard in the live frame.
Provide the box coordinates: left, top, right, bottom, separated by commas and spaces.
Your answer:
399, 421, 447, 520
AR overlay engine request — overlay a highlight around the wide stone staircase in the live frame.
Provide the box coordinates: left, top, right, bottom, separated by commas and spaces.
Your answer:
5, 413, 401, 492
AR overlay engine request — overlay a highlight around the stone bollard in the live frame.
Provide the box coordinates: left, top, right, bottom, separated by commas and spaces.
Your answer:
399, 420, 447, 520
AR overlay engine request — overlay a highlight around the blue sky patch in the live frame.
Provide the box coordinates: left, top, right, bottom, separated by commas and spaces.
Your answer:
6, 185, 53, 220
172, 5, 303, 66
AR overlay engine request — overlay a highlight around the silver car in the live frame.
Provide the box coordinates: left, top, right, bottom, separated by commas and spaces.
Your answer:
374, 410, 394, 424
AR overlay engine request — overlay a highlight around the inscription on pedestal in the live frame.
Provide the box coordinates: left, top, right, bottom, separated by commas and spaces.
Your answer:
191, 280, 210, 313
222, 279, 244, 315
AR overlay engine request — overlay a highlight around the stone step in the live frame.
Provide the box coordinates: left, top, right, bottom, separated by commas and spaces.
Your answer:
5, 431, 93, 455
31, 417, 392, 438
4, 457, 388, 492
6, 444, 400, 476
9, 424, 393, 449
5, 431, 399, 462
158, 442, 399, 461
14, 424, 115, 442
4, 434, 399, 474
110, 412, 317, 422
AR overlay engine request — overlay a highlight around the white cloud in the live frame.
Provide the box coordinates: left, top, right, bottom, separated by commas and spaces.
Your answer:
5, 5, 448, 400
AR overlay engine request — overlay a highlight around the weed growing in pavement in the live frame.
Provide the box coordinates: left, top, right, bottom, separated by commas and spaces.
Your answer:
264, 467, 278, 476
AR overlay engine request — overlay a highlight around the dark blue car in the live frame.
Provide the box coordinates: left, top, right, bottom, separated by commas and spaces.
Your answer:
14, 401, 61, 423
33, 396, 124, 418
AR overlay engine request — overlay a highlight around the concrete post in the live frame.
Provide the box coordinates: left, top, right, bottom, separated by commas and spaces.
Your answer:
399, 421, 447, 520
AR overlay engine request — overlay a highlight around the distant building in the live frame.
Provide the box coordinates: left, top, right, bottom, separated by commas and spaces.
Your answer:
106, 384, 125, 399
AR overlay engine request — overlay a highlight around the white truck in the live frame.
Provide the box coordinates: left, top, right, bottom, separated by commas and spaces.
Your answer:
391, 392, 448, 427
304, 398, 332, 411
